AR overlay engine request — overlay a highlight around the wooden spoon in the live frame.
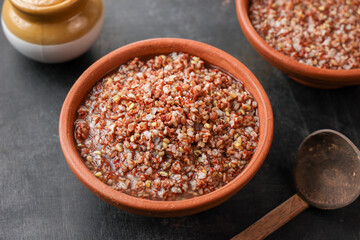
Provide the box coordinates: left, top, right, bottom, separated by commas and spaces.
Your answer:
232, 129, 360, 240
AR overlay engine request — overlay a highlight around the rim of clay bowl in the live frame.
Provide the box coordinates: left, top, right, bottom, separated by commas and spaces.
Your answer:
59, 38, 274, 217
236, 0, 360, 87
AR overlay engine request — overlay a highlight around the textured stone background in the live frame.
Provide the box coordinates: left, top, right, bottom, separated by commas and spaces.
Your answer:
1, 0, 359, 239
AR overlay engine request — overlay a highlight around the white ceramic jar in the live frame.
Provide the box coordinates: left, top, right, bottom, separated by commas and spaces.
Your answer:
1, 0, 104, 63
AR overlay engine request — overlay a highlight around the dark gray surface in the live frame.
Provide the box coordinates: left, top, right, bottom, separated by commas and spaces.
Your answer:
1, 0, 359, 239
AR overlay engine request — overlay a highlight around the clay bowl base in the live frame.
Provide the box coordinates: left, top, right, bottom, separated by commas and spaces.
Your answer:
289, 76, 343, 89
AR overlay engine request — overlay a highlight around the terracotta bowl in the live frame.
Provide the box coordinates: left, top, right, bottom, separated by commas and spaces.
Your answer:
59, 38, 274, 217
236, 0, 360, 89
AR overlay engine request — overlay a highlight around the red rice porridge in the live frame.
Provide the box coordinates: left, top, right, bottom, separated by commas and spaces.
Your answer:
74, 53, 259, 200
249, 0, 360, 70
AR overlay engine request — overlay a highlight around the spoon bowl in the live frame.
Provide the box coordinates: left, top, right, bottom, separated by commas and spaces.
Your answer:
295, 129, 360, 210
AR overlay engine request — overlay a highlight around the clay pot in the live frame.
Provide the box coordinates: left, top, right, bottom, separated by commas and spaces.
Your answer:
59, 38, 274, 217
236, 0, 360, 89
1, 0, 103, 63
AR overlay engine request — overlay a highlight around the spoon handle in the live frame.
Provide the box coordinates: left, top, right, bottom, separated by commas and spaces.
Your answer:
231, 194, 309, 240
